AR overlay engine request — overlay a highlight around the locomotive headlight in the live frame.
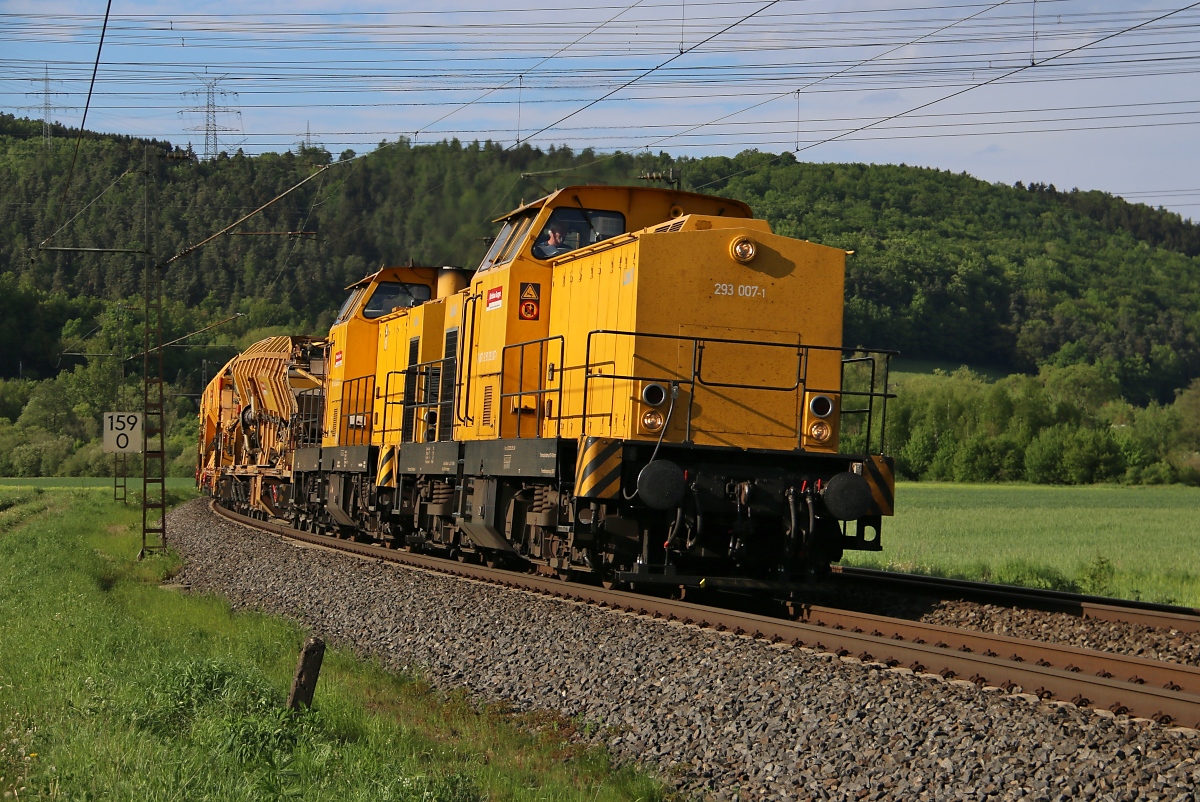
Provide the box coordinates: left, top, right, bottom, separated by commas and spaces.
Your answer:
641, 382, 668, 407
809, 420, 832, 442
808, 394, 834, 418
641, 409, 665, 431
730, 236, 757, 264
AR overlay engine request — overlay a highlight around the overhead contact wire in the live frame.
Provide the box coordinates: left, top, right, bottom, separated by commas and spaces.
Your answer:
39, 167, 134, 248
654, 0, 1021, 150
523, 0, 1020, 177
42, 0, 113, 247
694, 0, 1200, 190
411, 0, 649, 141
515, 0, 781, 146
324, 0, 782, 249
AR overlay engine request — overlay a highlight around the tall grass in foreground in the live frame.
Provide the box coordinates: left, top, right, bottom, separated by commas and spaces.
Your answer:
843, 483, 1200, 606
0, 490, 669, 801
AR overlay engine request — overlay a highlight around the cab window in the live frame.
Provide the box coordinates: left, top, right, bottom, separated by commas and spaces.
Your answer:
531, 207, 625, 260
477, 218, 517, 272
478, 212, 536, 272
496, 215, 535, 264
335, 287, 366, 323
362, 282, 432, 319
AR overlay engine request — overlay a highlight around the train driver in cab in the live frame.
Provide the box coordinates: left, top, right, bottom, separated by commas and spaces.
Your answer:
532, 222, 571, 259
531, 206, 625, 260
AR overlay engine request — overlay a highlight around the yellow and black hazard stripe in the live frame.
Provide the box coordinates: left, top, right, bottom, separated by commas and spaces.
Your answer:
863, 454, 895, 516
575, 436, 623, 499
376, 445, 398, 489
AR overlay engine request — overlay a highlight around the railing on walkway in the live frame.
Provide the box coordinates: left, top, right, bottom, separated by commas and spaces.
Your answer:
582, 329, 897, 453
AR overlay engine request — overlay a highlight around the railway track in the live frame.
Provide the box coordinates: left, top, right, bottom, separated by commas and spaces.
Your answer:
834, 565, 1200, 633
211, 502, 1200, 729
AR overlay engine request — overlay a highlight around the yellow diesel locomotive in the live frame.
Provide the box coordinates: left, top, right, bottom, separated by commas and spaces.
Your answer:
199, 184, 896, 587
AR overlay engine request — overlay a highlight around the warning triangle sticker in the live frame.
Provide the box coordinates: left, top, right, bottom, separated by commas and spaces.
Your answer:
521, 283, 540, 300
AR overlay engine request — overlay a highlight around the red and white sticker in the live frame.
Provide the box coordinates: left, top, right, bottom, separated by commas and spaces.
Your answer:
486, 286, 503, 311
334, 350, 344, 367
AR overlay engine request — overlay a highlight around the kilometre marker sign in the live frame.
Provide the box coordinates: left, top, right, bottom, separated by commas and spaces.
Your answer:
103, 412, 143, 453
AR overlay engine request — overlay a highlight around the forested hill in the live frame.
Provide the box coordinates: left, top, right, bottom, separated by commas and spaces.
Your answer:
3, 112, 1199, 402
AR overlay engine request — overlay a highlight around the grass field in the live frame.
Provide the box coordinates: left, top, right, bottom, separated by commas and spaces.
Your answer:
0, 487, 669, 801
842, 483, 1200, 607
0, 477, 196, 490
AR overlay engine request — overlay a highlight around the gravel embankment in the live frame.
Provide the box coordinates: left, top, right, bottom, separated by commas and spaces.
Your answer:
170, 500, 1200, 800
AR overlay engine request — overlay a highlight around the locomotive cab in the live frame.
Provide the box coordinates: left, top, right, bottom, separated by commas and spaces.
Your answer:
321, 266, 438, 448
462, 186, 756, 442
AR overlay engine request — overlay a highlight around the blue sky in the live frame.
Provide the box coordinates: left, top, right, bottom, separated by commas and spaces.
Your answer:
2, 0, 1198, 218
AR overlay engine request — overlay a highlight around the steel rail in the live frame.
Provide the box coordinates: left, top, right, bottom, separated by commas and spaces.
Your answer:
793, 605, 1200, 697
833, 566, 1200, 634
210, 502, 1200, 729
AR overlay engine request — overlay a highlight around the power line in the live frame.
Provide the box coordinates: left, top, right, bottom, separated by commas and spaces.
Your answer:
411, 0, 650, 141
516, 0, 783, 146
6, 40, 1198, 114
34, 111, 1199, 150
694, 0, 1200, 190
7, 96, 1200, 154
45, 0, 112, 248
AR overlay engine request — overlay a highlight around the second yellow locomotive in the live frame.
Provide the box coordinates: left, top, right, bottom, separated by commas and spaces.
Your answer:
201, 184, 896, 587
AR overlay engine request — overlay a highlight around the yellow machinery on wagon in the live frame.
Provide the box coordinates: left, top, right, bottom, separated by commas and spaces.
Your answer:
199, 336, 325, 518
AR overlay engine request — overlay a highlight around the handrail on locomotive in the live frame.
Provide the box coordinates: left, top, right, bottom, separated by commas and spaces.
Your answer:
499, 335, 566, 440
582, 328, 898, 454
380, 355, 457, 444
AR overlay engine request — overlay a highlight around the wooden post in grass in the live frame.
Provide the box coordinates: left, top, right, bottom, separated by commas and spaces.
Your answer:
287, 636, 326, 710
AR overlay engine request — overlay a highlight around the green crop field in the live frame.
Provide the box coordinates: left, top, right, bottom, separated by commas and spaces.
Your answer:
0, 488, 668, 801
0, 477, 196, 490
842, 483, 1200, 607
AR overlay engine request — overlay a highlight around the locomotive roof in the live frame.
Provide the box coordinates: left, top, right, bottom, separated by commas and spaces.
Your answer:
493, 185, 753, 223
343, 264, 440, 291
